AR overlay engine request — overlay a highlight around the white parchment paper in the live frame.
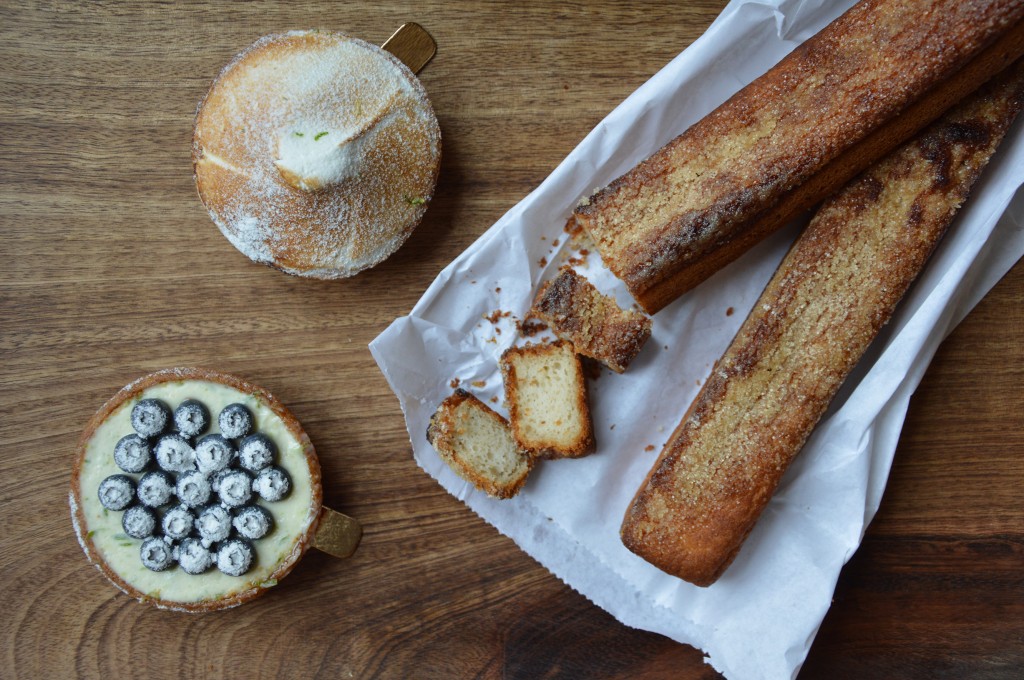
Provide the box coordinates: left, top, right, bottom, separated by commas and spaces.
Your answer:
370, 1, 1024, 677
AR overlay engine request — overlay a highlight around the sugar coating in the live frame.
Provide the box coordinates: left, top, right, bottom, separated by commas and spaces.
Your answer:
197, 504, 233, 543
195, 434, 235, 473
253, 466, 290, 502
238, 434, 275, 472
154, 434, 196, 474
217, 540, 254, 577
193, 30, 442, 278
121, 505, 157, 539
177, 538, 214, 575
113, 434, 151, 473
137, 471, 175, 507
98, 475, 135, 511
131, 399, 169, 438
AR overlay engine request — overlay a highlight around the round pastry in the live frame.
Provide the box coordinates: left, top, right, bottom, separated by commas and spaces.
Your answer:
193, 30, 442, 278
70, 368, 323, 612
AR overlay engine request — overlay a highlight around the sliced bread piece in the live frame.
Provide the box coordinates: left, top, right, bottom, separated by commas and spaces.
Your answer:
531, 268, 652, 373
500, 340, 595, 459
426, 389, 533, 499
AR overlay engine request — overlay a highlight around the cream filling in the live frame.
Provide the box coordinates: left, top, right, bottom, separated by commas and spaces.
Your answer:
77, 380, 315, 604
274, 125, 369, 191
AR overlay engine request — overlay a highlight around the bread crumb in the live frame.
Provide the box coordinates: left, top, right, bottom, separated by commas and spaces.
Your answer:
449, 377, 461, 388
471, 380, 486, 388
726, 307, 734, 316
645, 445, 655, 452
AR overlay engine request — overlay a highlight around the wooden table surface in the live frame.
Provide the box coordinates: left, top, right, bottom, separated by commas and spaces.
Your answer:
2, 1, 1022, 678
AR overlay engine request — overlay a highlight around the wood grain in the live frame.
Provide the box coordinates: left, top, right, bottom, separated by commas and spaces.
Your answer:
1, 1, 1021, 678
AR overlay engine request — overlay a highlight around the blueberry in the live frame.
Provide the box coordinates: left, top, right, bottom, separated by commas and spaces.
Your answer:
97, 474, 135, 511
233, 505, 273, 540
253, 466, 290, 502
238, 434, 275, 472
218, 403, 253, 439
216, 539, 254, 576
113, 434, 151, 473
122, 505, 157, 539
161, 506, 195, 541
131, 399, 170, 438
175, 470, 212, 508
137, 470, 175, 508
195, 434, 234, 474
174, 399, 210, 438
215, 469, 252, 508
139, 537, 174, 571
154, 433, 196, 473
177, 537, 214, 575
196, 504, 233, 543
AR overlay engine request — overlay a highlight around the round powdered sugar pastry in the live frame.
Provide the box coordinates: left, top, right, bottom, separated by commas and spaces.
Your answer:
193, 30, 442, 278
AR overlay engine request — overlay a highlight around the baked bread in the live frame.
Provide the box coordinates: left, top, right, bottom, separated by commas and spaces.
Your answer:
531, 267, 652, 373
576, 0, 1024, 313
427, 389, 533, 499
620, 60, 1024, 587
193, 30, 442, 278
70, 368, 323, 611
500, 340, 595, 459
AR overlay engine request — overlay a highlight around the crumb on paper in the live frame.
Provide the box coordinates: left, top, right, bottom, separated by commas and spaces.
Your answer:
538, 256, 548, 268
645, 445, 655, 452
551, 238, 560, 247
490, 396, 498, 404
727, 306, 735, 316
517, 319, 548, 336
485, 309, 512, 324
495, 287, 501, 293
610, 424, 616, 430
449, 377, 461, 389
471, 380, 486, 388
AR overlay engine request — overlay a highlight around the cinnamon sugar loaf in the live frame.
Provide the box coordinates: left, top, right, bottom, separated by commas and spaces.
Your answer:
576, 0, 1024, 313
532, 268, 652, 373
500, 340, 595, 459
620, 60, 1024, 587
427, 390, 533, 499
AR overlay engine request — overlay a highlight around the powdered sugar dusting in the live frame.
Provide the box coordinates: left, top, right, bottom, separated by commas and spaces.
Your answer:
194, 31, 442, 278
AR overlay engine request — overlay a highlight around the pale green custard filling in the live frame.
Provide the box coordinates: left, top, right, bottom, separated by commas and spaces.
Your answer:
78, 380, 315, 604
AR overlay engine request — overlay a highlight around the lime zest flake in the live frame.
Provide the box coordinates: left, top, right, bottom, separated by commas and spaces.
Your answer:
407, 196, 426, 206
314, 131, 329, 141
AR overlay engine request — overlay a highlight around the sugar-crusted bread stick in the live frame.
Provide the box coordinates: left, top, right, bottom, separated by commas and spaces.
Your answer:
576, 0, 1024, 313
620, 60, 1024, 587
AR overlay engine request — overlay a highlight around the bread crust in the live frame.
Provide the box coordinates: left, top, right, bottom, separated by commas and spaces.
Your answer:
500, 340, 596, 459
426, 389, 533, 499
70, 367, 323, 612
193, 31, 442, 279
620, 61, 1024, 586
531, 267, 652, 373
577, 0, 1024, 313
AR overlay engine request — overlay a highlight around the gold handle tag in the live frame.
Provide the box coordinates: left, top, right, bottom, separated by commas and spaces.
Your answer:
381, 23, 437, 74
313, 507, 363, 559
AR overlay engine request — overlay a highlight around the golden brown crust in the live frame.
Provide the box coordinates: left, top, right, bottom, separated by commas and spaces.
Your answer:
193, 31, 442, 279
577, 0, 1024, 313
499, 340, 596, 459
70, 367, 323, 612
531, 268, 652, 373
620, 61, 1024, 587
426, 389, 534, 499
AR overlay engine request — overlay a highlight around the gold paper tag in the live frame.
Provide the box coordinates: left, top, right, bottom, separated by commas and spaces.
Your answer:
381, 23, 437, 74
313, 507, 362, 558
